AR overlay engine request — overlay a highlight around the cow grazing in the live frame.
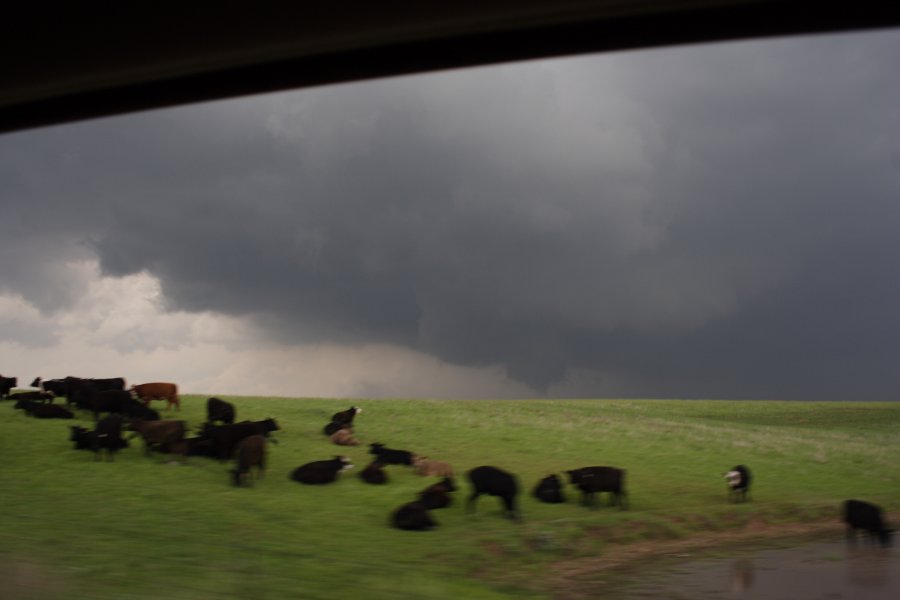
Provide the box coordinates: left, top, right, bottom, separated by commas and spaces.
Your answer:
533, 474, 566, 504
206, 397, 235, 424
0, 375, 17, 397
419, 477, 456, 509
128, 419, 187, 455
331, 406, 362, 425
14, 399, 74, 419
369, 442, 415, 466
359, 460, 388, 484
87, 389, 132, 420
843, 499, 893, 547
412, 456, 454, 478
93, 415, 125, 461
291, 456, 353, 484
391, 502, 437, 531
211, 418, 280, 459
567, 466, 628, 510
7, 391, 55, 403
329, 428, 360, 446
467, 466, 520, 520
121, 397, 161, 421
724, 464, 752, 503
231, 434, 266, 487
132, 382, 180, 411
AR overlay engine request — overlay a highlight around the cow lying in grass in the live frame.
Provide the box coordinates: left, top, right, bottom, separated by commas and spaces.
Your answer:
359, 461, 388, 484
843, 499, 893, 547
412, 456, 454, 477
15, 399, 74, 419
369, 442, 415, 466
567, 466, 628, 510
418, 477, 456, 509
291, 456, 353, 484
329, 428, 360, 446
533, 474, 566, 503
70, 419, 129, 460
331, 406, 362, 425
392, 502, 437, 531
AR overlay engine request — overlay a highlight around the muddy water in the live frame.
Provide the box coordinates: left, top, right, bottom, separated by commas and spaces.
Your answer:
612, 539, 898, 600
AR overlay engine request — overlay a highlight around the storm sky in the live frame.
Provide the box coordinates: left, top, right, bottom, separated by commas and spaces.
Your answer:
2, 29, 900, 400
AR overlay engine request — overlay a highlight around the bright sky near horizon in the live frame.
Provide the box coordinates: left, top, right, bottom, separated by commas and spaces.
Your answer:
2, 28, 900, 400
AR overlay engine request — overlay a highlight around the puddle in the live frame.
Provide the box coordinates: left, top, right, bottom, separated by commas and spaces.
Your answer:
612, 539, 898, 600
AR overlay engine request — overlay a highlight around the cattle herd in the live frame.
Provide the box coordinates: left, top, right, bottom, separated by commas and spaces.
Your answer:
1, 373, 894, 544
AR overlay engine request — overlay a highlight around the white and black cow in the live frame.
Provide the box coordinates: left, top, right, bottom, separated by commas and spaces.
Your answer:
724, 464, 752, 503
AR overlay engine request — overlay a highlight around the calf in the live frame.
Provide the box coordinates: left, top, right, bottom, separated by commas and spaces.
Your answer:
231, 434, 266, 487
567, 466, 628, 510
533, 474, 566, 504
132, 382, 180, 411
724, 464, 752, 503
291, 456, 353, 484
369, 442, 415, 466
128, 419, 187, 455
419, 477, 456, 509
467, 465, 520, 520
412, 456, 454, 477
359, 460, 388, 484
329, 428, 360, 446
843, 499, 893, 547
207, 397, 235, 424
391, 502, 437, 531
331, 406, 362, 425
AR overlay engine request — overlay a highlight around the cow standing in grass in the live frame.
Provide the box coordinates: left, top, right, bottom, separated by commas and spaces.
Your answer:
567, 466, 628, 510
132, 382, 180, 411
467, 466, 520, 520
724, 465, 752, 503
231, 435, 266, 487
843, 499, 893, 547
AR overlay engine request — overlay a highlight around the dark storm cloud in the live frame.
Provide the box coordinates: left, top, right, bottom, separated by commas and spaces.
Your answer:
2, 29, 900, 398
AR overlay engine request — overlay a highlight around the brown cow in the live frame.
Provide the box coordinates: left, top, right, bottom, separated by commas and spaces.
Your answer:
412, 456, 454, 477
128, 419, 186, 455
132, 382, 180, 411
329, 428, 360, 446
231, 434, 266, 487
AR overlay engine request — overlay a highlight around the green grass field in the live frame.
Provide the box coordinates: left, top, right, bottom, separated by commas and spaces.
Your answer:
1, 396, 898, 599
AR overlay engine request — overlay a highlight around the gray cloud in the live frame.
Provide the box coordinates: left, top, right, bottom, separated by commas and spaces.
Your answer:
2, 29, 900, 398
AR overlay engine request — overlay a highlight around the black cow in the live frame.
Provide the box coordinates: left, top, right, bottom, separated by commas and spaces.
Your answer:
533, 474, 566, 504
207, 397, 236, 425
211, 418, 280, 459
843, 499, 893, 547
323, 421, 349, 436
0, 375, 17, 397
724, 465, 752, 503
291, 456, 352, 484
87, 389, 132, 420
331, 406, 361, 425
121, 397, 161, 421
467, 466, 520, 520
231, 434, 266, 487
359, 460, 388, 484
70, 424, 129, 455
14, 399, 74, 419
419, 477, 456, 509
7, 391, 54, 403
391, 502, 437, 531
567, 466, 628, 510
93, 415, 125, 461
369, 442, 415, 466
31, 377, 67, 398
89, 377, 126, 391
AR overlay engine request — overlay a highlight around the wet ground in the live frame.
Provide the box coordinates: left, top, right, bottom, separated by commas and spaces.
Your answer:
610, 538, 898, 600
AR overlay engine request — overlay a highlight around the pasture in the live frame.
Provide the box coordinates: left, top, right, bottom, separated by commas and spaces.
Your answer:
1, 396, 898, 599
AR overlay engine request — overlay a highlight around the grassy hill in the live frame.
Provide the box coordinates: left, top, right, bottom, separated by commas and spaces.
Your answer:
1, 396, 898, 599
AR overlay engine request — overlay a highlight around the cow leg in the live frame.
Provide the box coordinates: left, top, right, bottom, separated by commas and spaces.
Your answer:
466, 492, 481, 513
